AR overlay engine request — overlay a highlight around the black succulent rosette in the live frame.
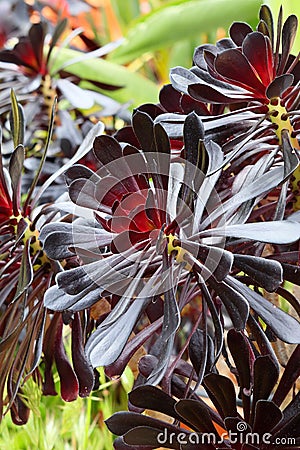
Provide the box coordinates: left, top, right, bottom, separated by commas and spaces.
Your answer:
41, 111, 300, 393
160, 5, 300, 212
0, 96, 103, 423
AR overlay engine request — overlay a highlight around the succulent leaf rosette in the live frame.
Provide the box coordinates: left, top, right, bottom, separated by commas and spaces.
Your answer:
41, 110, 300, 388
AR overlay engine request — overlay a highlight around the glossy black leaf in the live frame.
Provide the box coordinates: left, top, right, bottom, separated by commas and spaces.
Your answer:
12, 240, 33, 303
124, 426, 181, 449
230, 22, 253, 46
281, 263, 300, 285
266, 73, 294, 99
175, 399, 219, 435
147, 276, 180, 384
128, 386, 182, 423
85, 298, 148, 368
276, 392, 300, 434
71, 313, 94, 397
272, 345, 300, 406
10, 90, 25, 148
224, 417, 251, 435
208, 278, 249, 331
132, 111, 156, 154
227, 329, 252, 393
259, 4, 274, 47
203, 373, 238, 419
106, 411, 181, 436
252, 400, 282, 434
252, 356, 279, 410
233, 254, 283, 292
113, 436, 153, 450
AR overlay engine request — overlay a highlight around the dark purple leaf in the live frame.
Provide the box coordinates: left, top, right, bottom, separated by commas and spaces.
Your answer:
278, 14, 298, 75
189, 329, 214, 377
9, 144, 24, 215
71, 312, 94, 397
146, 284, 180, 385
199, 220, 300, 244
28, 22, 45, 68
46, 19, 68, 64
10, 394, 30, 426
12, 239, 33, 302
252, 356, 279, 409
113, 436, 155, 450
188, 83, 249, 104
54, 317, 79, 402
175, 399, 219, 435
129, 386, 184, 424
198, 279, 224, 361
272, 413, 300, 443
259, 4, 274, 47
224, 417, 251, 435
65, 164, 95, 185
229, 21, 253, 46
281, 129, 300, 180
252, 400, 282, 434
132, 110, 156, 154
266, 74, 294, 99
215, 49, 265, 93
233, 255, 283, 292
272, 345, 300, 406
203, 373, 238, 419
124, 426, 181, 449
68, 178, 99, 211
276, 392, 300, 433
281, 263, 300, 285
93, 135, 123, 166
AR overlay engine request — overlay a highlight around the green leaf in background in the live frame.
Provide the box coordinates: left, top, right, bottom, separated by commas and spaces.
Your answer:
110, 0, 141, 30
50, 47, 159, 108
107, 0, 263, 64
265, 0, 300, 53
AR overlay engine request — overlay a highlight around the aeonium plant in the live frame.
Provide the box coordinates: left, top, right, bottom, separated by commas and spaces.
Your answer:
40, 109, 300, 392
0, 93, 104, 424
